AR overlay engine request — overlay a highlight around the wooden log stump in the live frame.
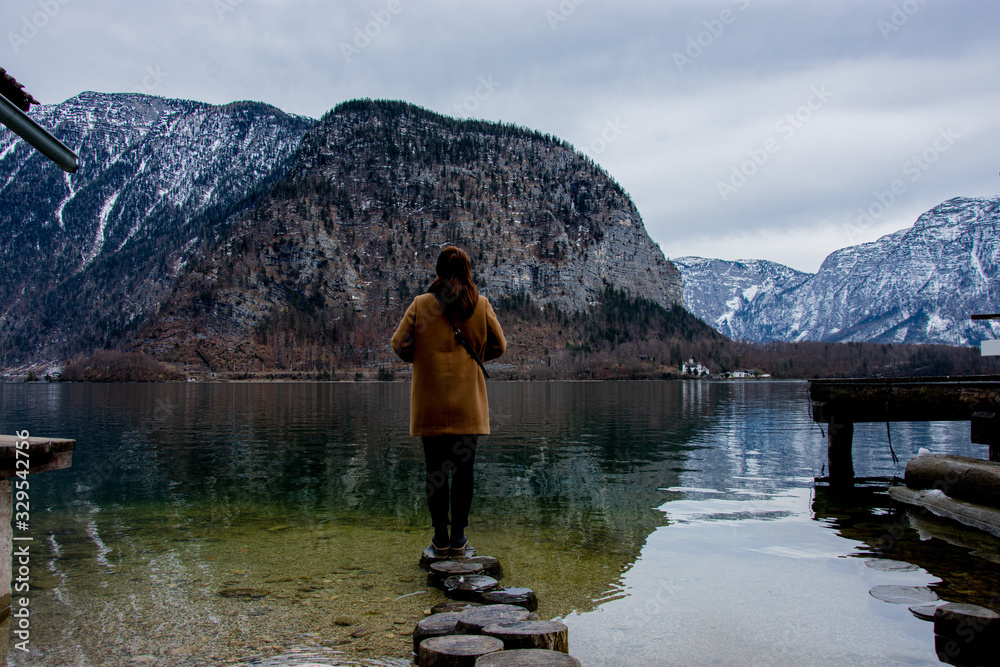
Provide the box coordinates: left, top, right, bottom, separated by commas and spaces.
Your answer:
413, 612, 465, 654
433, 601, 482, 615
905, 455, 1000, 509
483, 620, 569, 652
935, 633, 996, 665
482, 587, 538, 612
431, 560, 485, 583
455, 604, 533, 634
418, 635, 503, 667
462, 556, 503, 579
474, 648, 582, 666
421, 545, 453, 570
933, 602, 1000, 639
933, 602, 1000, 665
444, 575, 498, 601
451, 542, 477, 559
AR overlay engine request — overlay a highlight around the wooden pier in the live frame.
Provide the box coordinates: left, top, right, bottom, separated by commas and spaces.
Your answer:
809, 376, 1000, 486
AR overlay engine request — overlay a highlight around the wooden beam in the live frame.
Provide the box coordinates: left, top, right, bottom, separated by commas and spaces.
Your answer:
0, 435, 75, 479
810, 376, 1000, 423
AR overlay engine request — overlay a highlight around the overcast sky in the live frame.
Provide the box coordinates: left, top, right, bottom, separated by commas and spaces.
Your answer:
4, 0, 998, 272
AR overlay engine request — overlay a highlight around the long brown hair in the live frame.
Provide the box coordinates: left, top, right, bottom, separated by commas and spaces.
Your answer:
429, 246, 479, 320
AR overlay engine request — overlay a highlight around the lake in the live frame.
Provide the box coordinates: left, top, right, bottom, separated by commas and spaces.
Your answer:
2, 380, 999, 666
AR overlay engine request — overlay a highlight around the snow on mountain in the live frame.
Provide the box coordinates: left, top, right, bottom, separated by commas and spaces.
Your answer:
672, 256, 810, 340
675, 196, 1000, 346
0, 92, 313, 362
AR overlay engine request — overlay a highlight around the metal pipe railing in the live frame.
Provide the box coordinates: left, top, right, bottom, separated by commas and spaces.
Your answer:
0, 92, 77, 173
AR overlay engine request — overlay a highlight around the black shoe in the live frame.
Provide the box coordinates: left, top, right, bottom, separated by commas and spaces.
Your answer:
431, 535, 450, 557
449, 534, 469, 555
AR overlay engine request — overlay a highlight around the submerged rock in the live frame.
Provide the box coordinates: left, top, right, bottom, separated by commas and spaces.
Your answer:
218, 588, 270, 599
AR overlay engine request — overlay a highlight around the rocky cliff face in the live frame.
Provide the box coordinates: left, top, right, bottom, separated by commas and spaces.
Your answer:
0, 92, 313, 363
676, 196, 1000, 346
138, 99, 683, 370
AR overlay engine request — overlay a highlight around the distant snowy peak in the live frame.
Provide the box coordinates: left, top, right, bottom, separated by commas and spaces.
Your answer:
672, 256, 811, 340
675, 196, 1000, 346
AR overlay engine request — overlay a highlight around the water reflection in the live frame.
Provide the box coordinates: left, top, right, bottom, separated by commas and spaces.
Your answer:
1, 381, 712, 665
1, 381, 997, 665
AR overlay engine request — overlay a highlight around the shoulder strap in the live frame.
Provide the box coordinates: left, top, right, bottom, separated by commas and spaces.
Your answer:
431, 293, 490, 379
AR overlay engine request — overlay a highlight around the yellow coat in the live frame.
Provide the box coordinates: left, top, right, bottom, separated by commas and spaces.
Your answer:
391, 293, 506, 436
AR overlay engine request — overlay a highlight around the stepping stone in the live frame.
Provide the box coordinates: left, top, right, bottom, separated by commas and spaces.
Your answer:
462, 556, 503, 579
474, 648, 582, 666
420, 545, 453, 570
430, 560, 485, 582
863, 558, 918, 572
909, 602, 942, 621
482, 587, 538, 612
455, 604, 533, 634
418, 634, 502, 666
420, 544, 479, 570
934, 602, 1000, 639
934, 633, 997, 665
444, 575, 498, 601
451, 542, 478, 559
483, 620, 569, 652
413, 612, 464, 654
868, 585, 938, 605
432, 601, 482, 615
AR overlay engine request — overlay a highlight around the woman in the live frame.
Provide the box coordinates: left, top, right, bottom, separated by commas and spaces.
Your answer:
391, 246, 506, 556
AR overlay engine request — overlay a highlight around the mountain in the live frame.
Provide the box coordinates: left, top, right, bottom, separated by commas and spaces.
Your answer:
0, 92, 314, 363
671, 257, 810, 340
675, 196, 1000, 346
136, 99, 684, 372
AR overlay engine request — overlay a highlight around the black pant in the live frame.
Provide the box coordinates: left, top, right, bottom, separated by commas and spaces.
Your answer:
421, 434, 479, 531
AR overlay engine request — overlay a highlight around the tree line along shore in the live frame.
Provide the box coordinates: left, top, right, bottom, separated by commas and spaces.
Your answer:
12, 287, 999, 382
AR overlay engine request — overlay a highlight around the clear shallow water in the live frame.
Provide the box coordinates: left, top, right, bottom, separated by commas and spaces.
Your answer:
1, 380, 998, 666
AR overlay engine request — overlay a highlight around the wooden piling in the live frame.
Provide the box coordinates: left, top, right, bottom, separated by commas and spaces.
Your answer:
827, 415, 854, 486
